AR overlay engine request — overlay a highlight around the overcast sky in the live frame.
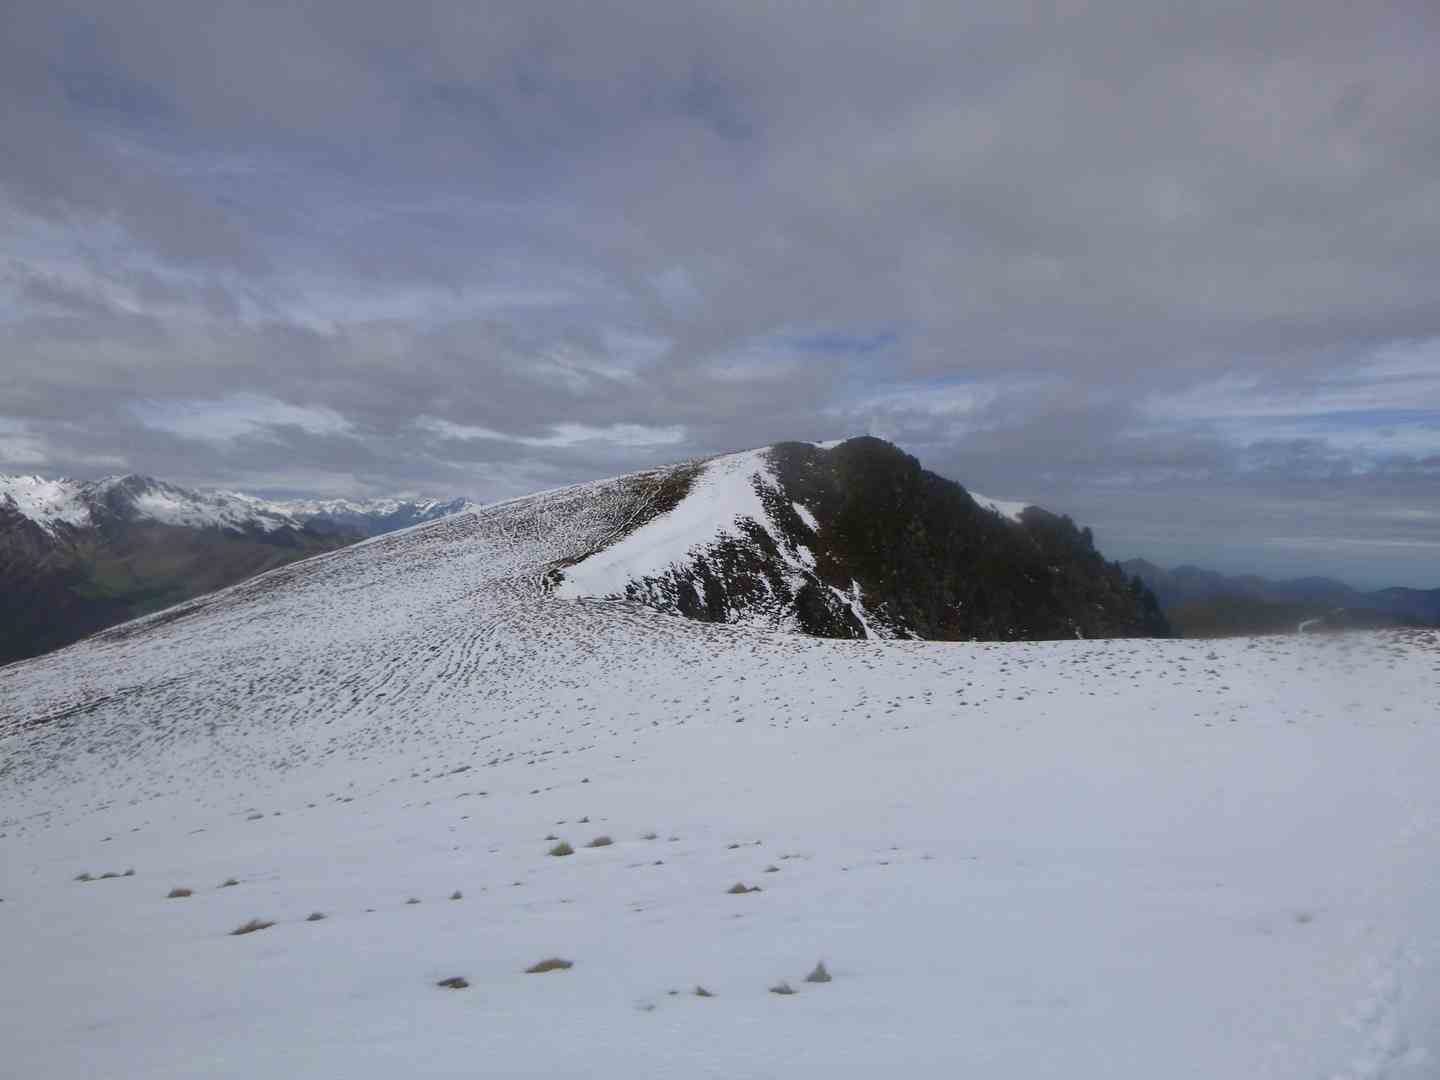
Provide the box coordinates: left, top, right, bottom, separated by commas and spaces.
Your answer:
3, 1, 1438, 587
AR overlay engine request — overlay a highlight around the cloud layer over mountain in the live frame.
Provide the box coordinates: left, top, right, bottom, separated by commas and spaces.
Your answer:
3, 0, 1438, 585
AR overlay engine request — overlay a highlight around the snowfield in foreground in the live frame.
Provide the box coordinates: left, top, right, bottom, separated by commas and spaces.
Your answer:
1, 454, 1438, 1079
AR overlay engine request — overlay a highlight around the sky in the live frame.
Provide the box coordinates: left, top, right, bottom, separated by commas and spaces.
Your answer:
2, 0, 1438, 588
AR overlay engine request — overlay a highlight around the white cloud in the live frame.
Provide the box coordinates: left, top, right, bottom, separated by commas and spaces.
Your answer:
0, 420, 48, 466
131, 395, 354, 443
421, 418, 685, 449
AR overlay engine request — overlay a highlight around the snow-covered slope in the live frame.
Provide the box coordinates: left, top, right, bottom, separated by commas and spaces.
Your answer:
552, 446, 828, 623
1, 445, 1437, 1079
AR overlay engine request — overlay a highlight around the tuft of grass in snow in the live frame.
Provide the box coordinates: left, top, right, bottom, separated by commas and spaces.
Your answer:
167, 887, 193, 899
230, 918, 275, 936
74, 872, 93, 882
450, 890, 463, 900
769, 981, 797, 996
305, 912, 326, 922
219, 877, 239, 888
727, 882, 761, 894
586, 835, 613, 848
405, 897, 421, 905
804, 961, 832, 984
641, 831, 658, 840
694, 985, 715, 998
548, 841, 574, 857
435, 976, 469, 990
525, 957, 573, 974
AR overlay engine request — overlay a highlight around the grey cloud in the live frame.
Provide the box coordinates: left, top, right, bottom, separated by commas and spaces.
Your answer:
2, 0, 1438, 584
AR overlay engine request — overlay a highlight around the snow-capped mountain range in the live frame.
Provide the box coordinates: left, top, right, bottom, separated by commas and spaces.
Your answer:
0, 471, 482, 667
0, 472, 481, 537
1, 437, 1435, 1079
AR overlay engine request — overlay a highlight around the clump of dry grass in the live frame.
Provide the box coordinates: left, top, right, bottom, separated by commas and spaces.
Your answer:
450, 890, 463, 901
436, 976, 469, 990
726, 882, 762, 895
230, 918, 275, 936
167, 887, 193, 899
525, 957, 573, 974
586, 835, 613, 848
305, 912, 327, 922
405, 897, 421, 905
694, 985, 715, 998
74, 872, 93, 882
769, 981, 796, 996
804, 961, 832, 984
219, 877, 240, 888
548, 841, 574, 857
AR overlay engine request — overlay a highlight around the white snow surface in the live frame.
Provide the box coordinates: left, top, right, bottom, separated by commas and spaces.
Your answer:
969, 490, 1031, 522
553, 447, 777, 600
792, 501, 820, 532
2, 461, 1439, 1080
0, 474, 93, 529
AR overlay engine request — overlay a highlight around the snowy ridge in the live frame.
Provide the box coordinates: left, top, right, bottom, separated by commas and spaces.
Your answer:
969, 490, 1031, 522
554, 448, 795, 597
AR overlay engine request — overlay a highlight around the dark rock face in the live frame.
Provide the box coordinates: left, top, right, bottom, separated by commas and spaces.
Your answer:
600, 438, 1170, 641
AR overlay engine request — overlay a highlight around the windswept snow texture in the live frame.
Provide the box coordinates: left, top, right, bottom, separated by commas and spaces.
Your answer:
2, 459, 1439, 1080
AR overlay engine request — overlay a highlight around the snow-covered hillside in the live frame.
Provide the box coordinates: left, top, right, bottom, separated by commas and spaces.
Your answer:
1, 446, 1437, 1079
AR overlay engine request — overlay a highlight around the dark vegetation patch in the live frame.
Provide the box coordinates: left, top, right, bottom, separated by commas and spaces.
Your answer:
230, 918, 275, 935
525, 957, 573, 973
805, 961, 832, 983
